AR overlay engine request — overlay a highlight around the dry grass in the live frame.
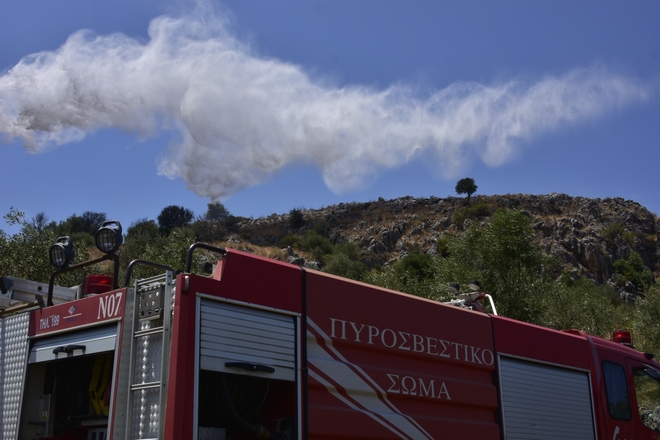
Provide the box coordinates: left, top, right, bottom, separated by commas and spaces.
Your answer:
209, 241, 284, 261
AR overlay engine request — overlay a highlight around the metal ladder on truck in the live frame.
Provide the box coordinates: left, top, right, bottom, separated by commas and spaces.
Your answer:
124, 271, 175, 440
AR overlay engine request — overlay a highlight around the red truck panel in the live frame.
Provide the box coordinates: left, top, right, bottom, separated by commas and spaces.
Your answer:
165, 250, 303, 440
29, 288, 127, 336
491, 315, 592, 370
305, 271, 500, 439
210, 248, 303, 312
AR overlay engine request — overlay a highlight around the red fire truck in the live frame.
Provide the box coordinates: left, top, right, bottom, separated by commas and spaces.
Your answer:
1, 220, 660, 439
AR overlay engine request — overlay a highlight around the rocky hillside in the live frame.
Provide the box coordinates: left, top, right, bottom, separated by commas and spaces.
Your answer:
233, 193, 659, 288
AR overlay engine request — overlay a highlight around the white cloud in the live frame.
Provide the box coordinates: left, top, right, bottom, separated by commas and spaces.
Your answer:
0, 12, 653, 199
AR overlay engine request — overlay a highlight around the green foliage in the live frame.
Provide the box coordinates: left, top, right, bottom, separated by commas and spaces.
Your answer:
604, 223, 634, 246
334, 242, 362, 261
191, 219, 225, 243
126, 218, 159, 240
324, 251, 367, 281
289, 207, 306, 229
155, 227, 198, 271
613, 252, 653, 291
2, 200, 658, 358
454, 203, 493, 223
70, 231, 95, 248
280, 228, 366, 279
224, 215, 241, 233
195, 202, 234, 242
205, 202, 230, 222
121, 219, 162, 275
364, 207, 653, 347
55, 211, 107, 237
278, 233, 302, 249
122, 216, 202, 283
633, 286, 660, 354
444, 208, 551, 320
30, 212, 55, 233
279, 219, 330, 253
436, 237, 451, 257
300, 232, 334, 263
121, 227, 197, 284
312, 219, 329, 237
539, 277, 631, 337
157, 205, 194, 237
0, 208, 94, 285
455, 177, 478, 204
394, 253, 435, 284
365, 257, 445, 300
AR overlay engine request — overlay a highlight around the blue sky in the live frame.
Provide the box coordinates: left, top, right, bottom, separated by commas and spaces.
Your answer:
1, 1, 659, 235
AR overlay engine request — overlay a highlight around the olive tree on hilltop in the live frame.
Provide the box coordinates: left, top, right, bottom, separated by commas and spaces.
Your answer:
455, 177, 478, 204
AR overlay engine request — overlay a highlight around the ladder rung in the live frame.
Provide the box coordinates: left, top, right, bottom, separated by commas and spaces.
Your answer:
130, 381, 162, 391
134, 327, 164, 338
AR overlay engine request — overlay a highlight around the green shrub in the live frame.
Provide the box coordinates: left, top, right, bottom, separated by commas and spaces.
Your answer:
324, 252, 367, 281
539, 277, 631, 337
70, 231, 95, 247
613, 252, 653, 291
436, 237, 451, 257
454, 203, 493, 223
312, 219, 329, 237
394, 253, 434, 283
127, 219, 159, 240
301, 232, 334, 262
604, 223, 634, 246
224, 215, 241, 233
334, 242, 362, 261
191, 219, 225, 243
634, 286, 660, 353
289, 207, 306, 229
278, 233, 302, 249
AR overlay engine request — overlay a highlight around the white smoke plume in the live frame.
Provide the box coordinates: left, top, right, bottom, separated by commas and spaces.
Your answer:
0, 11, 654, 199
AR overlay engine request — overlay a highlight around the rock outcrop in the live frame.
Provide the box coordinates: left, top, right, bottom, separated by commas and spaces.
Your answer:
237, 194, 659, 287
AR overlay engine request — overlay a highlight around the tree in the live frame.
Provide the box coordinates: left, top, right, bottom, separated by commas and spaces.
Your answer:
455, 178, 478, 204
30, 212, 54, 233
126, 218, 159, 240
56, 211, 107, 236
191, 218, 225, 243
157, 205, 194, 236
289, 207, 306, 229
444, 208, 550, 321
205, 202, 230, 222
0, 208, 93, 284
192, 202, 235, 242
121, 226, 197, 283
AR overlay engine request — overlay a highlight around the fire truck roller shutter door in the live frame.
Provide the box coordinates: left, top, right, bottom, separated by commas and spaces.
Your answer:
499, 356, 596, 440
198, 298, 296, 381
29, 324, 117, 363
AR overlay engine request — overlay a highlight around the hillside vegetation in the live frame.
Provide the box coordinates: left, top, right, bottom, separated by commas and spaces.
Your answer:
2, 193, 659, 354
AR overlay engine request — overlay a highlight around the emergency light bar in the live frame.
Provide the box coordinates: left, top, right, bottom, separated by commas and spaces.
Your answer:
612, 330, 633, 347
83, 274, 114, 295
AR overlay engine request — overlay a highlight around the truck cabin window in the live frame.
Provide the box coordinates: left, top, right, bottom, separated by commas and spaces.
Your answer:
633, 367, 660, 433
603, 361, 632, 420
